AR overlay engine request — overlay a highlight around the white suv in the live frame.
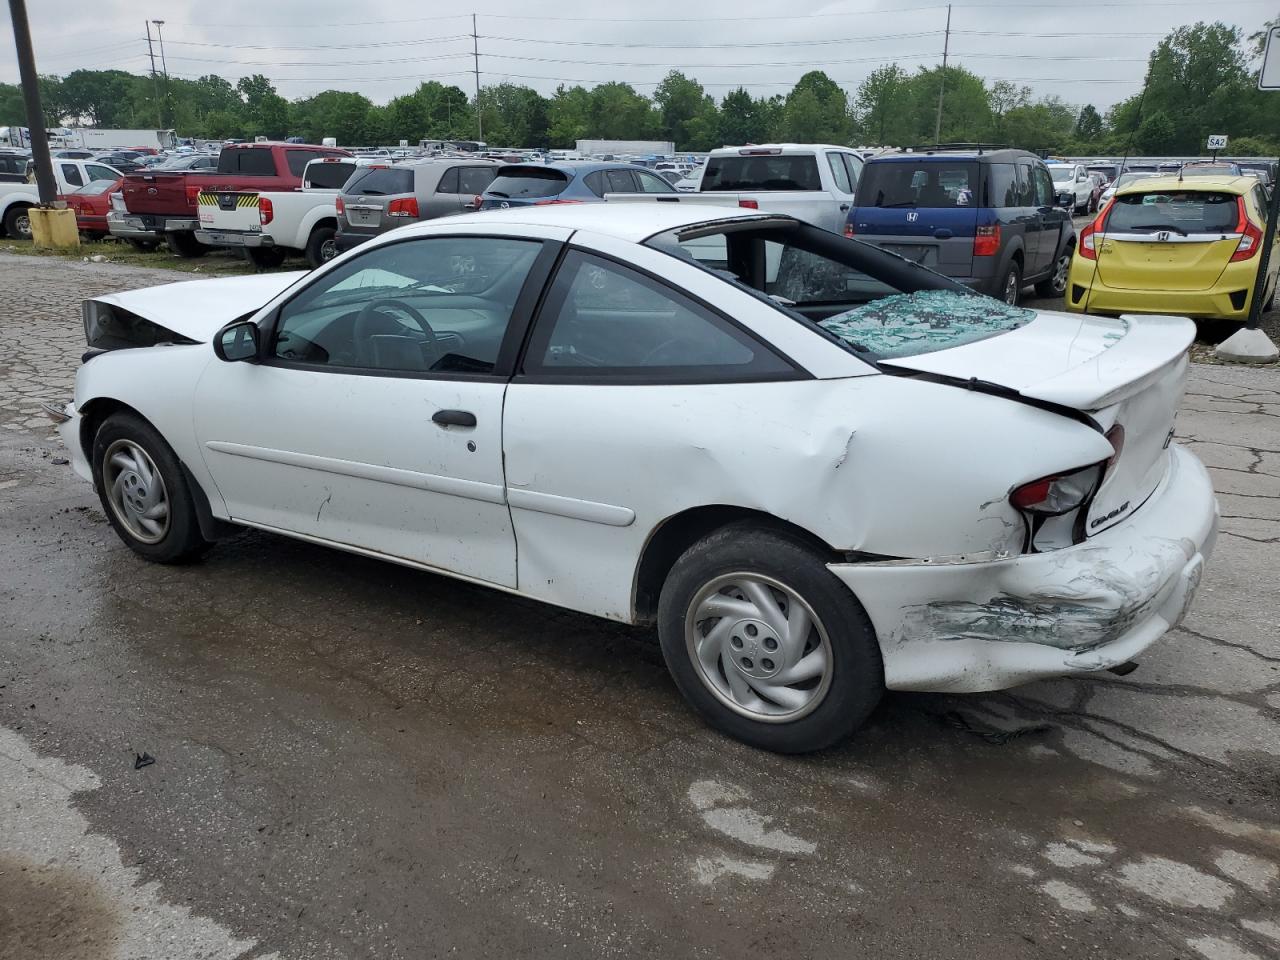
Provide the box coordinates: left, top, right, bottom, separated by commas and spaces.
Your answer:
1047, 163, 1093, 214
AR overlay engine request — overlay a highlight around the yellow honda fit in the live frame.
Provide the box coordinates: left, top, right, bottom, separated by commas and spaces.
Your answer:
1066, 175, 1279, 319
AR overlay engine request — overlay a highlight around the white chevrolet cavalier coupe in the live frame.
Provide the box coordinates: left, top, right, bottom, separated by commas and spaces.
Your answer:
49, 204, 1217, 752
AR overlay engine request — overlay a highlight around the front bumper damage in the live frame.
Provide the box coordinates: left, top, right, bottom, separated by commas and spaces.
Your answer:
45, 400, 91, 483
829, 445, 1218, 692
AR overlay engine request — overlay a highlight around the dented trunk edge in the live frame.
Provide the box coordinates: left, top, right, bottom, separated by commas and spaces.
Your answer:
829, 445, 1219, 693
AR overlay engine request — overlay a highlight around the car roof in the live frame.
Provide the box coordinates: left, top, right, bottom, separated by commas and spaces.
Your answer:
1114, 174, 1257, 195
399, 202, 783, 243
867, 148, 1038, 163
708, 143, 851, 154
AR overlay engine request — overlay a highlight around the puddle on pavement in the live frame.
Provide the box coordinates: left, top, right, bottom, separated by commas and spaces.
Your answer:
0, 853, 121, 960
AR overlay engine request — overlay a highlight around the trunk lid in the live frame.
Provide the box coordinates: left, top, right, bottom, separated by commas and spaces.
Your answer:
122, 171, 191, 216
881, 310, 1194, 535
1096, 187, 1244, 291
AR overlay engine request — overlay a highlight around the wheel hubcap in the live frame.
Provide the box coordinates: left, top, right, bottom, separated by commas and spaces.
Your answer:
103, 439, 169, 544
685, 573, 833, 723
1053, 254, 1070, 293
1005, 274, 1018, 304
320, 239, 336, 261
16, 214, 31, 238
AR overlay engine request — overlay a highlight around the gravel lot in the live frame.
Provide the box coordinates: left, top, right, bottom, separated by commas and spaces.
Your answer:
1, 252, 1277, 960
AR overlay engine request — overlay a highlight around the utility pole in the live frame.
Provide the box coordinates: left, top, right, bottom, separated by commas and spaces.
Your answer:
144, 21, 162, 127
933, 3, 951, 145
472, 13, 482, 142
152, 20, 170, 128
7, 0, 56, 204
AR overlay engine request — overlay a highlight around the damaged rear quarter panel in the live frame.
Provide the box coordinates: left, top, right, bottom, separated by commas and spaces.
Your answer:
502, 373, 1110, 621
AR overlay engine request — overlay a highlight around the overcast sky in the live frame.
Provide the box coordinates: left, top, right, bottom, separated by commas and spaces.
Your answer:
2, 0, 1277, 113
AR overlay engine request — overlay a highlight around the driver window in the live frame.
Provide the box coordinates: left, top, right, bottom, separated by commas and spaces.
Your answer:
523, 251, 793, 380
271, 236, 542, 375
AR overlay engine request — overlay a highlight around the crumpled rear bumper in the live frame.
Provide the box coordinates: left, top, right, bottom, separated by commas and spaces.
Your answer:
828, 444, 1218, 692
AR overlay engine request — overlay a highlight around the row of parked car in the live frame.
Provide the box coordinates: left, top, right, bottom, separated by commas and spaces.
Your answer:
1, 140, 1275, 318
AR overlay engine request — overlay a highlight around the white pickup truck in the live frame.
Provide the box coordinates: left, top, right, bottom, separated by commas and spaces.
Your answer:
607, 144, 864, 234
0, 158, 122, 240
194, 156, 379, 268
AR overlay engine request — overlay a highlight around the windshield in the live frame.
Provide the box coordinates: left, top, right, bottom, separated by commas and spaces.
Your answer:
1113, 173, 1154, 190
1048, 167, 1075, 183
644, 218, 1031, 359
1107, 190, 1239, 235
855, 161, 979, 208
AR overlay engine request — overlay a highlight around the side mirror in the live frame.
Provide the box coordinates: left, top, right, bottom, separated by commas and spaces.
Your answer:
213, 320, 260, 362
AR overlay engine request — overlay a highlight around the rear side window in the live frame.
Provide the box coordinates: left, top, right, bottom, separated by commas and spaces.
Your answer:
459, 167, 497, 195
344, 167, 414, 196
437, 167, 461, 193
856, 161, 979, 208
988, 163, 1018, 208
634, 170, 676, 194
525, 250, 793, 380
1015, 163, 1036, 206
827, 152, 853, 193
702, 154, 822, 191
61, 163, 84, 187
1032, 167, 1054, 207
605, 169, 636, 193
1108, 191, 1239, 234
304, 161, 357, 190
486, 166, 569, 199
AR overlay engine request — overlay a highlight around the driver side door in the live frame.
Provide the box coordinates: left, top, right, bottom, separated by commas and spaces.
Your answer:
192, 231, 560, 587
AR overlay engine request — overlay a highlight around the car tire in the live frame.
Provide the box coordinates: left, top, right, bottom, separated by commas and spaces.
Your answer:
656, 522, 884, 754
164, 231, 207, 258
4, 204, 33, 241
1035, 246, 1072, 298
92, 412, 211, 564
126, 238, 159, 252
305, 226, 338, 269
1000, 260, 1022, 306
245, 247, 287, 269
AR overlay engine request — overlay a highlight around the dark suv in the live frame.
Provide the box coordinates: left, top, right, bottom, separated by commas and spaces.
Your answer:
847, 149, 1074, 305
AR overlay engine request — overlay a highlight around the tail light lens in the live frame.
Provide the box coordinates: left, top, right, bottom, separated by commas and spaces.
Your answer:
387, 197, 419, 218
843, 223, 854, 238
259, 197, 273, 225
1010, 464, 1104, 517
335, 197, 344, 215
973, 223, 1000, 257
186, 185, 203, 204
1231, 196, 1262, 262
738, 198, 759, 209
1077, 199, 1113, 261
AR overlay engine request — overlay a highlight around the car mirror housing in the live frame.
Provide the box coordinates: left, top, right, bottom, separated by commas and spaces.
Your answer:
214, 320, 260, 363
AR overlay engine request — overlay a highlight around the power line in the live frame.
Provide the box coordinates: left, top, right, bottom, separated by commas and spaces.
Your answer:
477, 31, 944, 49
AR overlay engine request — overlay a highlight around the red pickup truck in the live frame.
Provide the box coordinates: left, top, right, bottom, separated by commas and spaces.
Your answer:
121, 142, 350, 256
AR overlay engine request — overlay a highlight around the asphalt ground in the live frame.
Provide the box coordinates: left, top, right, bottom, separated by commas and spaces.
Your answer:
1, 253, 1277, 960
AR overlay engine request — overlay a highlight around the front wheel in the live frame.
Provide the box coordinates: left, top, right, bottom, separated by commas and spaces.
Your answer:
244, 247, 287, 269
164, 231, 206, 258
657, 523, 883, 753
92, 412, 211, 564
1035, 248, 1072, 298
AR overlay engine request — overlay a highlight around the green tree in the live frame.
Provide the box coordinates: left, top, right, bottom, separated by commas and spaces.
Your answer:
1074, 104, 1104, 143
717, 87, 769, 146
1135, 109, 1178, 153
654, 71, 710, 149
547, 85, 591, 147
477, 83, 549, 147
586, 82, 659, 141
906, 65, 992, 144
779, 71, 850, 143
237, 74, 289, 139
855, 64, 910, 146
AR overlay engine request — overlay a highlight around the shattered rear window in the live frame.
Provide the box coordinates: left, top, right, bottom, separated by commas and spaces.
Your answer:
819, 290, 1033, 359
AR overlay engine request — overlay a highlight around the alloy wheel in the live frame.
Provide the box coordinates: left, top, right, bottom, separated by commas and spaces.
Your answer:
102, 438, 170, 544
1051, 254, 1070, 295
685, 572, 834, 723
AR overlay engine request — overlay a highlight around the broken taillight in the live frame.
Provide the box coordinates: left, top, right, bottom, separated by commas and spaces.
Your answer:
1010, 463, 1104, 516
738, 199, 759, 209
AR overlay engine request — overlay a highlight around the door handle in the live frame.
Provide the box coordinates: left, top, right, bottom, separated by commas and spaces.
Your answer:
839, 203, 851, 212
432, 409, 477, 428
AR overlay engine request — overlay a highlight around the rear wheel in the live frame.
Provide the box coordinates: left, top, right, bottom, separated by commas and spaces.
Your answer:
1000, 260, 1022, 306
244, 247, 287, 269
126, 238, 159, 252
304, 225, 337, 269
92, 412, 211, 564
1035, 247, 1072, 298
4, 204, 33, 241
657, 523, 883, 753
164, 230, 206, 258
